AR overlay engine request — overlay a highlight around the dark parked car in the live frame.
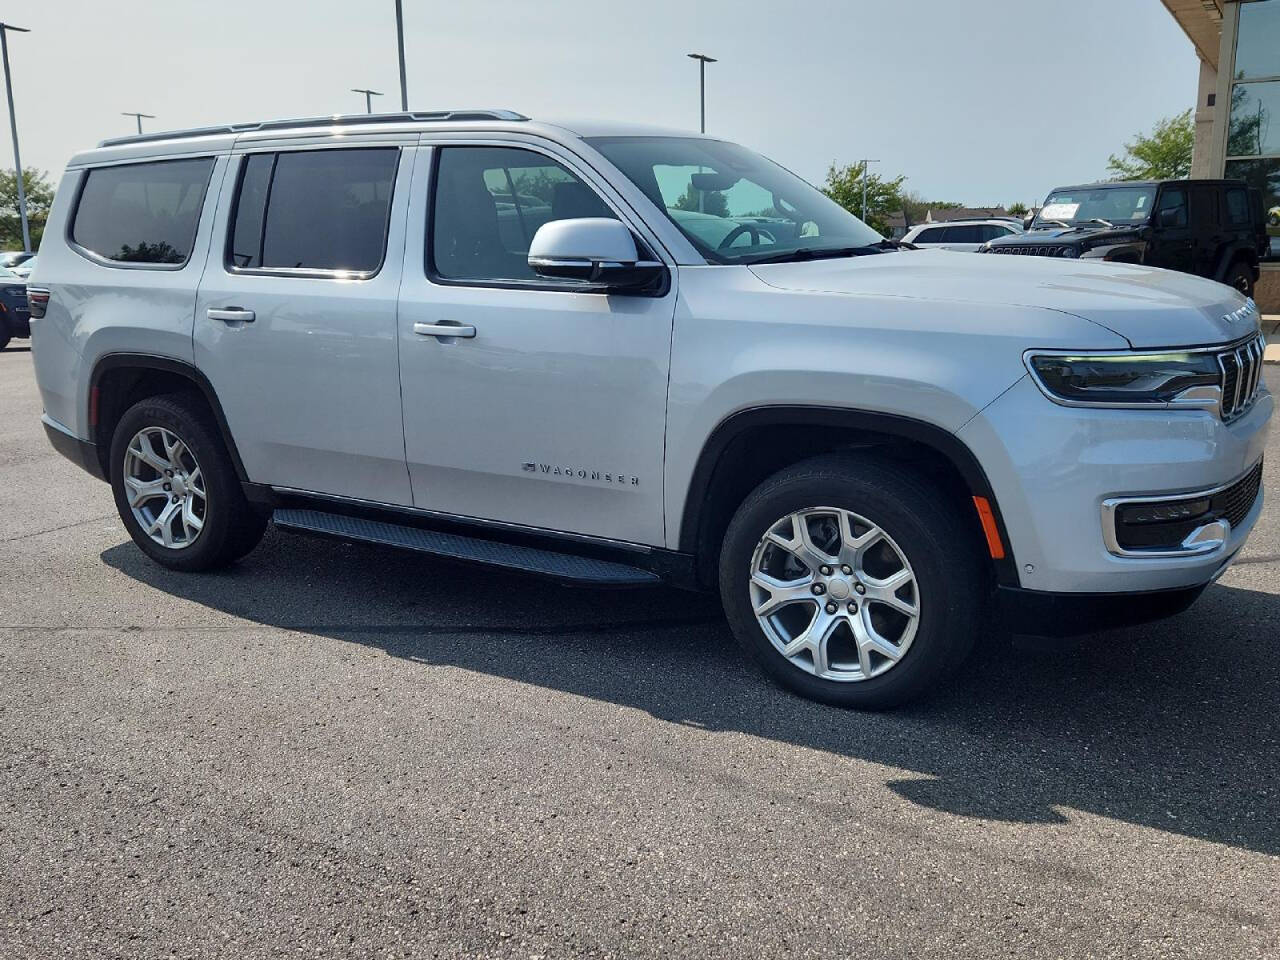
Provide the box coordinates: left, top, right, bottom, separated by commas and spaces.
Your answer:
982, 180, 1269, 297
0, 265, 30, 350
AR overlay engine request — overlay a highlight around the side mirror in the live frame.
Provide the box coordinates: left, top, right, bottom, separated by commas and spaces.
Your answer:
1158, 207, 1182, 228
528, 218, 664, 291
1022, 214, 1035, 230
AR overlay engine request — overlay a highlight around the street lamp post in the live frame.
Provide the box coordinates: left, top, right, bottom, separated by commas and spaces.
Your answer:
122, 111, 155, 135
860, 159, 880, 222
686, 53, 716, 134
0, 22, 31, 253
394, 0, 408, 111
352, 88, 384, 114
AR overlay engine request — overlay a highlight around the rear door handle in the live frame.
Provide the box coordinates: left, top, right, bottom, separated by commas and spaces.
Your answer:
207, 307, 255, 323
413, 321, 476, 339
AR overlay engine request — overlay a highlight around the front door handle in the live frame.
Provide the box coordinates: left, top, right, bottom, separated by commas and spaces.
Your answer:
413, 321, 476, 339
207, 307, 255, 323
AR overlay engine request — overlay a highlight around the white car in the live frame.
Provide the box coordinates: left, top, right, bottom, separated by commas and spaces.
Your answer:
27, 110, 1272, 709
903, 219, 1023, 251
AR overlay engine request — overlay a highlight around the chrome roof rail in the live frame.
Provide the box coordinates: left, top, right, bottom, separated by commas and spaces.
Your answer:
98, 109, 529, 148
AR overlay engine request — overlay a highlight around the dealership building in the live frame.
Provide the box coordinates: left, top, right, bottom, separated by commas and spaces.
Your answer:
1163, 0, 1280, 310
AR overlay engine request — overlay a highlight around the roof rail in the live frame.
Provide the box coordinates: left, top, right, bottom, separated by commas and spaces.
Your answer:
97, 109, 529, 148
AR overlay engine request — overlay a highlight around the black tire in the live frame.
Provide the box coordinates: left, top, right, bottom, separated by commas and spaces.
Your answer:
109, 392, 267, 572
718, 453, 984, 710
1224, 260, 1254, 298
0, 323, 10, 351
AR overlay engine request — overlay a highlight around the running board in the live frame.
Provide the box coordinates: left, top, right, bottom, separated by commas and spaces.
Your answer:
272, 508, 661, 586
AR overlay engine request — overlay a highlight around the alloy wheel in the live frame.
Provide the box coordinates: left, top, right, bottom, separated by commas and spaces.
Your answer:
749, 507, 920, 682
123, 426, 207, 549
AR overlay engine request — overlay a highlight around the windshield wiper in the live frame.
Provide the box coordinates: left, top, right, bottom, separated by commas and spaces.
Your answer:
1081, 218, 1114, 228
745, 245, 885, 265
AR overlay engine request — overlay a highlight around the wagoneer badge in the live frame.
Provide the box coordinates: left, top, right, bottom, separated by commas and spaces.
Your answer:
1223, 300, 1257, 328
522, 462, 639, 486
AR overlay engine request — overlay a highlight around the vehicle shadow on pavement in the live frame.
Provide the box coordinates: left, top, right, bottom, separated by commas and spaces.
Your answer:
103, 529, 1280, 856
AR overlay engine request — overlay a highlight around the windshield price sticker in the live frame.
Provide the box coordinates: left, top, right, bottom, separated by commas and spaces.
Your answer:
1040, 203, 1080, 220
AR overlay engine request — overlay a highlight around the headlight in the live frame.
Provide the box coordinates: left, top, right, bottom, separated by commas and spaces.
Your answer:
1027, 352, 1221, 406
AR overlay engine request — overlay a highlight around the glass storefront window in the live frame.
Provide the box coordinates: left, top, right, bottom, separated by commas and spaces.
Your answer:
1228, 80, 1280, 157
1236, 0, 1280, 81
1224, 158, 1280, 260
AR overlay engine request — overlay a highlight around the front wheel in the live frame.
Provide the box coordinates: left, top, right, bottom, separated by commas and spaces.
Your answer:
719, 454, 984, 709
109, 393, 267, 571
1224, 261, 1255, 298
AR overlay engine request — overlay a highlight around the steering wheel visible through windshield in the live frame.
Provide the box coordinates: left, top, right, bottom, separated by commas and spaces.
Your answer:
587, 136, 883, 264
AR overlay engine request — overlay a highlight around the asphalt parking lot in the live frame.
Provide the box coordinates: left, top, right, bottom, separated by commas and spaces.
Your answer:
1, 345, 1278, 959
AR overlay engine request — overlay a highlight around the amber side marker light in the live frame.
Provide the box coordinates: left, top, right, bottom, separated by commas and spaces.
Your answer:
972, 496, 1006, 560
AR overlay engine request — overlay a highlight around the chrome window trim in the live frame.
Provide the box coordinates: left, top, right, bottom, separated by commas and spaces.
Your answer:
1100, 459, 1264, 558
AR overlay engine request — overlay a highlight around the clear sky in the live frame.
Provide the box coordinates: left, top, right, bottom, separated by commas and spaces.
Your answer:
9, 0, 1200, 207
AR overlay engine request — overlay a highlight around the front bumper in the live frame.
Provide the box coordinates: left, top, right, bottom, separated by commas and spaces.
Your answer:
959, 375, 1272, 594
2, 306, 30, 338
997, 581, 1209, 637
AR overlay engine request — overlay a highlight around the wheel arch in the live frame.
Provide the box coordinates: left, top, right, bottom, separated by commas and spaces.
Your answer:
88, 353, 248, 483
1213, 242, 1260, 283
678, 406, 1020, 588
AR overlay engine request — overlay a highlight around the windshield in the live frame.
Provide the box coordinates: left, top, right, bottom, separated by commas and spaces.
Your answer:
587, 136, 883, 264
1033, 186, 1156, 228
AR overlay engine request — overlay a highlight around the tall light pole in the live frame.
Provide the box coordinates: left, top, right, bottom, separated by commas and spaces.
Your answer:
687, 53, 716, 133
394, 0, 408, 111
860, 159, 880, 222
0, 23, 31, 253
352, 88, 383, 114
122, 111, 155, 135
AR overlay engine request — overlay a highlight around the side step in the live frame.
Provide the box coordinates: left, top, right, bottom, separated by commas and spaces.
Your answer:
272, 508, 661, 586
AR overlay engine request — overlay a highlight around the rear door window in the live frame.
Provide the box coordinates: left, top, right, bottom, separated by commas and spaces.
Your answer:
228, 147, 400, 274
1225, 188, 1250, 226
71, 157, 215, 265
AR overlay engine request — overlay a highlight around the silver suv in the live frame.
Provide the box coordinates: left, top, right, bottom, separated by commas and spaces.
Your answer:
28, 110, 1273, 708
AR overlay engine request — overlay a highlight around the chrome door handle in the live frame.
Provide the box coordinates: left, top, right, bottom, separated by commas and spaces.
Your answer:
413, 321, 476, 339
207, 307, 255, 323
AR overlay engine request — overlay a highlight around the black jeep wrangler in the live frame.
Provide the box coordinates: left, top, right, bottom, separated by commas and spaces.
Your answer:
982, 179, 1269, 297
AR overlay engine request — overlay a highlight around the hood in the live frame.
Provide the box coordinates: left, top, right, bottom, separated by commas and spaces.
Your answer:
748, 250, 1256, 349
989, 225, 1139, 246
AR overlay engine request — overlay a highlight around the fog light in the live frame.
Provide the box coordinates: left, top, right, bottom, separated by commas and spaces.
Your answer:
1118, 498, 1211, 526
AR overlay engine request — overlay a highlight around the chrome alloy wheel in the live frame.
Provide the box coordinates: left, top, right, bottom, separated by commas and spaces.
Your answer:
123, 426, 206, 549
749, 507, 920, 682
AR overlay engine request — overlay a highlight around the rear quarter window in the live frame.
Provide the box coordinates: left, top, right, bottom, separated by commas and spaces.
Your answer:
71, 157, 215, 266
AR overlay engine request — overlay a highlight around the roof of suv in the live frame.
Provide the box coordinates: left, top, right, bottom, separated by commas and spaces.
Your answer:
1048, 179, 1247, 192
907, 219, 1021, 230
76, 110, 705, 167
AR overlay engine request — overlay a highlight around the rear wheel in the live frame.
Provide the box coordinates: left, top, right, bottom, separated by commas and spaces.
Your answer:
1224, 260, 1255, 298
0, 321, 10, 351
718, 453, 984, 709
109, 393, 266, 571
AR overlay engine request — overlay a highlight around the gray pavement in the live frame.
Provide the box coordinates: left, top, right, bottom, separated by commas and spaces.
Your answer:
1, 344, 1278, 959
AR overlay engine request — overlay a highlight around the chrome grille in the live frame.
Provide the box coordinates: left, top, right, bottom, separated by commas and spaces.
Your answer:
987, 244, 1073, 258
1218, 335, 1266, 421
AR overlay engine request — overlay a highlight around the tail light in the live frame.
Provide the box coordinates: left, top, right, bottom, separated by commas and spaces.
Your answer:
27, 287, 49, 319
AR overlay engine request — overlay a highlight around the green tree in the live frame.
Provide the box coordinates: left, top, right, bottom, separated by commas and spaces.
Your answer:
1106, 110, 1194, 181
0, 168, 54, 251
822, 161, 907, 236
1007, 201, 1029, 217
901, 190, 962, 225
673, 182, 729, 217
